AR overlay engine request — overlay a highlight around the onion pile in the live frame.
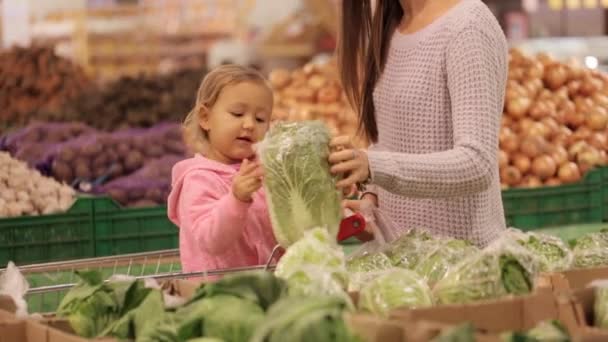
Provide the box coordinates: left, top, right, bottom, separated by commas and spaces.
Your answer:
269, 61, 367, 147
500, 49, 608, 188
0, 152, 76, 218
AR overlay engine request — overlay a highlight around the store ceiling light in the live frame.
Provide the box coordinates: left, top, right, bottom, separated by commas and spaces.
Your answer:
585, 56, 599, 69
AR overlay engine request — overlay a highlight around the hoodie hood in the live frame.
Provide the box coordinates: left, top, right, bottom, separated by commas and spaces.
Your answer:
168, 154, 240, 226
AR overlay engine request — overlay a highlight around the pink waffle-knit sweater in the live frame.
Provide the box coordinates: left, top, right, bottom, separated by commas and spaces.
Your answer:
167, 155, 278, 273
366, 0, 508, 246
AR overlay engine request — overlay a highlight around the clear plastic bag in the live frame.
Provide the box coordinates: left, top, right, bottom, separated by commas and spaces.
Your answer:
0, 261, 29, 318
571, 230, 608, 269
432, 233, 545, 305
503, 228, 573, 272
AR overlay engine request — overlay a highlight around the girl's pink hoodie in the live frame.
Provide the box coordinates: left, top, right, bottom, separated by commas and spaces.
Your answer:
167, 154, 278, 273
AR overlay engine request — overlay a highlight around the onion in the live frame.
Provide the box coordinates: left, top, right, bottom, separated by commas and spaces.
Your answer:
575, 97, 594, 113
588, 132, 608, 150
558, 162, 582, 184
269, 69, 292, 90
544, 64, 568, 90
498, 150, 509, 169
577, 146, 603, 167
317, 86, 341, 104
569, 126, 593, 146
545, 178, 562, 186
540, 117, 560, 137
537, 52, 555, 67
290, 70, 308, 87
568, 141, 591, 160
550, 146, 569, 166
580, 77, 603, 96
295, 87, 315, 102
307, 75, 327, 90
522, 175, 543, 188
527, 61, 545, 79
506, 97, 532, 118
567, 80, 581, 97
564, 110, 586, 128
517, 118, 535, 134
587, 106, 608, 131
538, 89, 553, 100
529, 101, 551, 120
554, 87, 570, 103
520, 136, 550, 158
512, 153, 531, 174
531, 155, 557, 180
499, 127, 519, 152
501, 166, 522, 186
501, 115, 512, 127
526, 122, 551, 140
508, 68, 525, 82
592, 93, 608, 107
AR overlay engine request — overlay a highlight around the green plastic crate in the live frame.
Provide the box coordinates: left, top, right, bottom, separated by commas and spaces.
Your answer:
0, 197, 96, 266
502, 167, 605, 230
92, 197, 178, 257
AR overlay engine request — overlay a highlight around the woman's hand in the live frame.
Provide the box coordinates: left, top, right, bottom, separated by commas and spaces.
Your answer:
232, 159, 264, 202
328, 136, 370, 190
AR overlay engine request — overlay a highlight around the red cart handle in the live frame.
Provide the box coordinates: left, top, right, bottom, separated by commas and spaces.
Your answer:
337, 210, 366, 241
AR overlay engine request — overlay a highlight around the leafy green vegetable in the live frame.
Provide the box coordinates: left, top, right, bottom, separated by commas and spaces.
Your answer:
501, 320, 570, 342
358, 268, 433, 316
432, 323, 475, 342
506, 229, 572, 272
571, 231, 608, 268
347, 250, 393, 273
258, 121, 343, 247
414, 239, 479, 287
56, 271, 151, 338
595, 286, 608, 329
275, 228, 348, 287
250, 295, 361, 342
282, 266, 351, 304
386, 229, 437, 269
190, 271, 287, 311
433, 238, 541, 305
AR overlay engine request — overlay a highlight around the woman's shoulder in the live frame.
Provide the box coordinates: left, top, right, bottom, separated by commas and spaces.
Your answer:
444, 0, 505, 40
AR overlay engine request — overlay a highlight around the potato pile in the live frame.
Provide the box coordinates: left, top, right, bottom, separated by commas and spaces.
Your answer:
49, 124, 186, 184
500, 49, 608, 188
0, 152, 76, 218
2, 122, 94, 167
0, 46, 91, 131
269, 61, 367, 147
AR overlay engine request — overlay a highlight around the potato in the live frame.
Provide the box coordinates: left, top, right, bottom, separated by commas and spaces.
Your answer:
165, 140, 185, 155
106, 148, 119, 163
93, 154, 109, 168
52, 160, 73, 182
145, 188, 164, 202
124, 150, 144, 171
107, 188, 128, 205
80, 143, 102, 157
58, 146, 77, 163
74, 159, 92, 180
128, 188, 146, 201
145, 144, 164, 158
109, 164, 125, 178
130, 199, 158, 208
116, 142, 131, 158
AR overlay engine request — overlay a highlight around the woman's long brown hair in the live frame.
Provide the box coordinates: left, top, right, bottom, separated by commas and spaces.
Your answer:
338, 0, 403, 143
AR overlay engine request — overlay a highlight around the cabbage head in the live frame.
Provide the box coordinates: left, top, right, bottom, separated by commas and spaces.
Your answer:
414, 239, 479, 287
258, 121, 342, 247
358, 268, 433, 316
386, 229, 436, 269
433, 237, 542, 305
282, 265, 351, 303
571, 230, 608, 268
505, 229, 572, 272
274, 228, 347, 287
346, 243, 393, 273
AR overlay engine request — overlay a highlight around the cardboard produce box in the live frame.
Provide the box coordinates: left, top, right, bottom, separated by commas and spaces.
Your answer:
539, 267, 608, 292
556, 287, 608, 341
389, 291, 564, 335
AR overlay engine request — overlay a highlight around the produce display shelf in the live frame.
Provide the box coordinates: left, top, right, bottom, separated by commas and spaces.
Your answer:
92, 197, 178, 258
0, 197, 97, 266
502, 166, 605, 230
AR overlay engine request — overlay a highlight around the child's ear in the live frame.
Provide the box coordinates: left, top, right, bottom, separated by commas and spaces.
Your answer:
198, 105, 211, 131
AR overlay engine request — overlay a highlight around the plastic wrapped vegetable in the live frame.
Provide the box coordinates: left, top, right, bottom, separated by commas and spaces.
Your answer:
433, 237, 543, 305
274, 228, 348, 287
501, 320, 570, 342
431, 323, 475, 342
386, 229, 436, 269
505, 229, 572, 272
257, 121, 342, 247
571, 230, 608, 268
250, 295, 362, 342
358, 268, 433, 316
414, 238, 480, 287
595, 283, 608, 329
346, 241, 393, 273
282, 266, 351, 304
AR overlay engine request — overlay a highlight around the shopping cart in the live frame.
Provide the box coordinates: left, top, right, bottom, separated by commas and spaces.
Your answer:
6, 246, 281, 314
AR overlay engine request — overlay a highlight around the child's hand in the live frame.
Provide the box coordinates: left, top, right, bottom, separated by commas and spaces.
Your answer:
232, 159, 264, 202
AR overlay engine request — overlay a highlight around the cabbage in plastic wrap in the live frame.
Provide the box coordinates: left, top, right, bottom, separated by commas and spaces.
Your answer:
358, 268, 433, 316
595, 285, 608, 329
501, 320, 570, 342
571, 230, 608, 268
414, 238, 479, 287
433, 236, 543, 305
504, 229, 572, 272
386, 229, 437, 269
257, 121, 342, 247
346, 241, 393, 273
274, 228, 348, 291
282, 265, 351, 305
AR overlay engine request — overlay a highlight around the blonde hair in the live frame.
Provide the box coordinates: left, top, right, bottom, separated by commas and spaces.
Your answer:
183, 64, 272, 154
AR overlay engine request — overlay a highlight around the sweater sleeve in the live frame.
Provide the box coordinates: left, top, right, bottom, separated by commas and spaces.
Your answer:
178, 171, 252, 255
367, 27, 507, 198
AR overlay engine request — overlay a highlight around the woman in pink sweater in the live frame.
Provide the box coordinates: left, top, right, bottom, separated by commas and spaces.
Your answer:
167, 65, 278, 273
329, 0, 508, 246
